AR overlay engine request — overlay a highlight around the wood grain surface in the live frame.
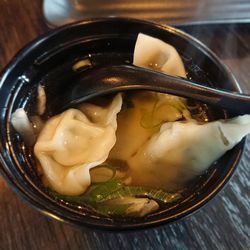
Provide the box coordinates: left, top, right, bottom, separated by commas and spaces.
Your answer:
0, 1, 250, 250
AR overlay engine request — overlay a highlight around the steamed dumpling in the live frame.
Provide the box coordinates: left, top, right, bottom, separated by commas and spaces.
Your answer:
110, 34, 189, 161
34, 94, 122, 195
128, 115, 250, 190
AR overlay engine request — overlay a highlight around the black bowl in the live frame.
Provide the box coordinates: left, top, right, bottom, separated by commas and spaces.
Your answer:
0, 17, 244, 230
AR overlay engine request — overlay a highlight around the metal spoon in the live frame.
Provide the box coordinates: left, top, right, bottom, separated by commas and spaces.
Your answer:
53, 64, 250, 114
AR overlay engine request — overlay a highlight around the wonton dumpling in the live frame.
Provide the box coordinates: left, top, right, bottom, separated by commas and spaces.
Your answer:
133, 33, 189, 105
128, 115, 250, 190
34, 94, 122, 195
133, 33, 186, 78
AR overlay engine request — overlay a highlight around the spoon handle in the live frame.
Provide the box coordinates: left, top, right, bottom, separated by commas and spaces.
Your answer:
64, 65, 250, 115
111, 65, 250, 114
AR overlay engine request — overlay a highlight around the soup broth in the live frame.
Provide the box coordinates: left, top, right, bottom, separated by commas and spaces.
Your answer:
16, 46, 229, 218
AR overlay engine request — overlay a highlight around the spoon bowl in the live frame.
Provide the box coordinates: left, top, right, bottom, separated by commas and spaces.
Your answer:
52, 64, 250, 115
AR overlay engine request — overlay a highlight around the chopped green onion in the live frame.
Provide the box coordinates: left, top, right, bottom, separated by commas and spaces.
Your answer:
158, 94, 187, 112
140, 95, 161, 130
90, 164, 116, 183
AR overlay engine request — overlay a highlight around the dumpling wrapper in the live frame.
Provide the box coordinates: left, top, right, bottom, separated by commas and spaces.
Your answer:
133, 33, 186, 78
110, 33, 188, 161
128, 115, 250, 190
34, 94, 122, 195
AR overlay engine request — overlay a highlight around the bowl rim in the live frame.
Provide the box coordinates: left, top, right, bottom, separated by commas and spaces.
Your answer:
0, 17, 245, 230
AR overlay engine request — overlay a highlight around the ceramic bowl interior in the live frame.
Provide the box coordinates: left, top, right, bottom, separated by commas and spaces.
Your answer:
0, 18, 244, 230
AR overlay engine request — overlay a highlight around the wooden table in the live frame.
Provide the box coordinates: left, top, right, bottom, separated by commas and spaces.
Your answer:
0, 1, 249, 249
